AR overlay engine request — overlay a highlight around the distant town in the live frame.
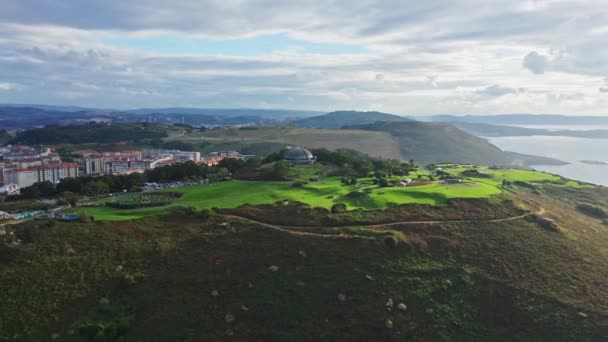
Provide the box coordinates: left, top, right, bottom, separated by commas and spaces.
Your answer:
0, 145, 247, 197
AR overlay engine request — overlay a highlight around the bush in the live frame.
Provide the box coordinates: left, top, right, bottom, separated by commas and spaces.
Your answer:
513, 181, 537, 189
384, 235, 399, 249
461, 169, 493, 178
576, 203, 607, 219
331, 203, 347, 214
346, 190, 367, 198
378, 178, 390, 187
292, 181, 307, 188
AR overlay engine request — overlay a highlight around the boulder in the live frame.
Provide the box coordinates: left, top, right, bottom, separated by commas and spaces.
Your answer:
225, 313, 236, 324
397, 303, 407, 311
386, 298, 394, 310
268, 265, 279, 272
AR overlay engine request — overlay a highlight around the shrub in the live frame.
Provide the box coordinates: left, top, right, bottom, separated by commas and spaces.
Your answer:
513, 181, 537, 189
331, 203, 347, 214
461, 169, 493, 178
378, 178, 390, 187
384, 235, 399, 249
292, 181, 307, 187
346, 190, 366, 198
576, 203, 607, 219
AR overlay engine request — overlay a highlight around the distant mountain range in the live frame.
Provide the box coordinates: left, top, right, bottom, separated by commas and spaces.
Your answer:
423, 114, 608, 126
448, 121, 608, 139
125, 107, 322, 119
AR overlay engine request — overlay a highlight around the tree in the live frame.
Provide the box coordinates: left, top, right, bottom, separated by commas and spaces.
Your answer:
34, 181, 55, 197
244, 157, 262, 169
57, 177, 84, 194
218, 158, 246, 173
331, 203, 347, 214
84, 181, 110, 197
21, 186, 41, 199
273, 160, 290, 180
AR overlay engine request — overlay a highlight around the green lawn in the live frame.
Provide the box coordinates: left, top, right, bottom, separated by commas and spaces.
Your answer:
74, 175, 500, 221
73, 165, 584, 222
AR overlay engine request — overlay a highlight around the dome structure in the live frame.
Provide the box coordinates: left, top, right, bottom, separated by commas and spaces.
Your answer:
283, 147, 316, 164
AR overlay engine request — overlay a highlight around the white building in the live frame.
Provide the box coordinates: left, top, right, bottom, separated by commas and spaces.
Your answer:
4, 168, 38, 188
142, 149, 200, 162
3, 163, 79, 188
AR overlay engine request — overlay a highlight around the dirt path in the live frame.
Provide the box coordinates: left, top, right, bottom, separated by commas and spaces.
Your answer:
220, 210, 536, 236
222, 214, 373, 239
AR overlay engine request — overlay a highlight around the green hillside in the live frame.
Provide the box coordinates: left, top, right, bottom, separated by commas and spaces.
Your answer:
2, 169, 608, 341
346, 121, 564, 165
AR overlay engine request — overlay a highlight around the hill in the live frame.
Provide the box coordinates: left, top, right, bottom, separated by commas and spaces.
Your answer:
169, 125, 403, 159
0, 105, 321, 129
125, 107, 322, 119
9, 123, 169, 145
291, 110, 412, 129
344, 121, 565, 165
2, 165, 608, 340
442, 121, 608, 139
170, 123, 565, 166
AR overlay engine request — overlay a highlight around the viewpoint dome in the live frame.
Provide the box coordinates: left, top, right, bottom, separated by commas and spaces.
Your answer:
283, 147, 316, 164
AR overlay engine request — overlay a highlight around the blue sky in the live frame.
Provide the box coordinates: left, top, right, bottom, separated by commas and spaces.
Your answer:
103, 33, 366, 56
0, 0, 607, 115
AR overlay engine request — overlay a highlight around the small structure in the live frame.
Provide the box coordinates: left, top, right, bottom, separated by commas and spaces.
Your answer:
0, 184, 20, 196
283, 147, 316, 165
395, 178, 413, 187
0, 211, 10, 219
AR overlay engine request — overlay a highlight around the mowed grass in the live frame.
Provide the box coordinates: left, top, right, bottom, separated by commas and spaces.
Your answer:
79, 175, 500, 221
77, 165, 580, 221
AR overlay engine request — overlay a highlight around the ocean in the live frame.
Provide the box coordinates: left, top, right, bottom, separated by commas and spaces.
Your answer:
489, 134, 608, 186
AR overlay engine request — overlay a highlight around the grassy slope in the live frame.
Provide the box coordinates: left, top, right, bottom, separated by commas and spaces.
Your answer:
3, 181, 608, 340
75, 165, 567, 222
347, 121, 515, 165
168, 126, 402, 159
77, 181, 501, 222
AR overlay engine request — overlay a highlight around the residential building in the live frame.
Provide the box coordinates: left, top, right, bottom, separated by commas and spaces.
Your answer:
3, 163, 79, 188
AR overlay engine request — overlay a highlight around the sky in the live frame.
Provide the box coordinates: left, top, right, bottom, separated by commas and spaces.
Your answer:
0, 0, 607, 115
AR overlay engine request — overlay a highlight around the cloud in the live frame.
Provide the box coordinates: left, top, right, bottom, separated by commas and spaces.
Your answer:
523, 51, 550, 74
0, 1, 607, 114
476, 85, 526, 97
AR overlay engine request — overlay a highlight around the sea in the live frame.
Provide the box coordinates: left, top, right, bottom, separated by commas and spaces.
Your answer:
488, 125, 608, 186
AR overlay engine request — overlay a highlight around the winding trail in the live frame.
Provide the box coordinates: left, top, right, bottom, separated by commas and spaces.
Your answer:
220, 207, 542, 237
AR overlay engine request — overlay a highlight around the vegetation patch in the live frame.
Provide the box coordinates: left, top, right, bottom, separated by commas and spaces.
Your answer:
576, 203, 607, 219
105, 192, 181, 209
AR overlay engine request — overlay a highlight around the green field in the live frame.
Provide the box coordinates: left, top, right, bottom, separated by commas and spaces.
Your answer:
72, 165, 586, 221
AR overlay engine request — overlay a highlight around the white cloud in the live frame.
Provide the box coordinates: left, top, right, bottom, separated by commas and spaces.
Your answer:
0, 1, 607, 114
